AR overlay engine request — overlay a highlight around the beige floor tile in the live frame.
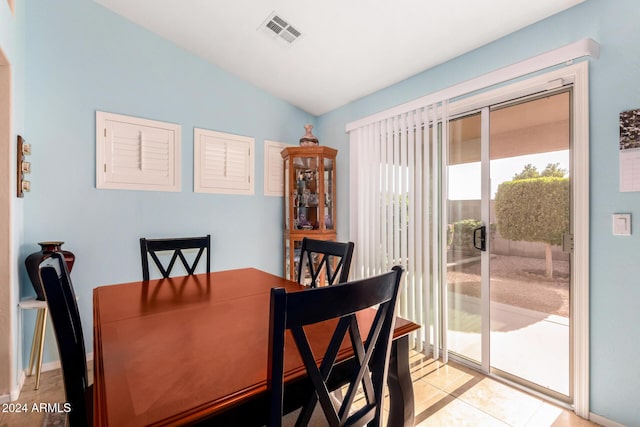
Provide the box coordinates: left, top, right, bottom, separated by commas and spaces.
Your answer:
0, 364, 81, 427
549, 411, 603, 427
420, 360, 481, 394
525, 403, 603, 427
410, 355, 446, 383
383, 377, 450, 418
454, 377, 544, 426
415, 397, 509, 427
0, 370, 64, 427
412, 380, 451, 415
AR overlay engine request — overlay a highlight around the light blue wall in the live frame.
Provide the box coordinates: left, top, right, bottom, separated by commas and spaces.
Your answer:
13, 0, 640, 424
317, 0, 640, 425
1, 0, 26, 397
20, 0, 314, 367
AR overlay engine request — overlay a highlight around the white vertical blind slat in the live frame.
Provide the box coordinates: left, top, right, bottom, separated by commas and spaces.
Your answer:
411, 109, 424, 351
399, 113, 407, 317
350, 129, 356, 275
406, 111, 416, 345
373, 121, 382, 275
385, 117, 395, 270
384, 118, 392, 273
360, 126, 369, 278
423, 105, 433, 355
433, 102, 442, 360
367, 122, 375, 276
361, 124, 370, 278
393, 116, 400, 279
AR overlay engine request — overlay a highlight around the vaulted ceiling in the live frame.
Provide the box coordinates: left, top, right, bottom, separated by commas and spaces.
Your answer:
94, 0, 585, 116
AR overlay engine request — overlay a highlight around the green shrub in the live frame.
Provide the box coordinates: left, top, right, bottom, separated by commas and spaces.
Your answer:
494, 177, 569, 246
494, 176, 569, 278
450, 219, 482, 252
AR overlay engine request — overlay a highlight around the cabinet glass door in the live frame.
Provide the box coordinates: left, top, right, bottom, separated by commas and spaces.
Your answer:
293, 156, 320, 230
284, 158, 290, 230
324, 157, 334, 230
285, 238, 303, 282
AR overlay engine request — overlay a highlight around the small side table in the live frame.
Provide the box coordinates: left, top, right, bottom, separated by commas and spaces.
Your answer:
18, 298, 48, 390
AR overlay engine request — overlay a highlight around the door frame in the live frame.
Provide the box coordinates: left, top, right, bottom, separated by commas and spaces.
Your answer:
441, 62, 589, 416
0, 47, 14, 401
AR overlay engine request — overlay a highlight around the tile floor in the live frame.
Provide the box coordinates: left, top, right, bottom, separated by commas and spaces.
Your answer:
0, 366, 79, 427
0, 352, 600, 427
407, 352, 599, 427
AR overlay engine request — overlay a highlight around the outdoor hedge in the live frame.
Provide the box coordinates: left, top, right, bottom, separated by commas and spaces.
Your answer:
494, 177, 569, 246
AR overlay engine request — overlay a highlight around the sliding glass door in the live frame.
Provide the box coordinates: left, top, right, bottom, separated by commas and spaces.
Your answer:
446, 90, 572, 399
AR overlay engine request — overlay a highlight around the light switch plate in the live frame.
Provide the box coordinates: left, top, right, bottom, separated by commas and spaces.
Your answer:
612, 213, 631, 236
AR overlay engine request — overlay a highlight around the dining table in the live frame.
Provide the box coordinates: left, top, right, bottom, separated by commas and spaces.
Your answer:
93, 268, 421, 426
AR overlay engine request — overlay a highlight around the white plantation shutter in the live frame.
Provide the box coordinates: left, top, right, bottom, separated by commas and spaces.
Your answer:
194, 129, 254, 195
264, 140, 292, 196
96, 111, 181, 191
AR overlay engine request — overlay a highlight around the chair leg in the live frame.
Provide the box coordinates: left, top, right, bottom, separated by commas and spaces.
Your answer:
34, 308, 47, 390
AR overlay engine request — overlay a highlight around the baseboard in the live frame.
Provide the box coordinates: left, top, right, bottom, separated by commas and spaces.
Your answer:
38, 352, 94, 374
0, 370, 26, 403
39, 359, 62, 372
590, 412, 627, 427
11, 370, 25, 401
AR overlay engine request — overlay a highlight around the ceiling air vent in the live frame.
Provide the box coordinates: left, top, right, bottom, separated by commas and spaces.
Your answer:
259, 12, 302, 45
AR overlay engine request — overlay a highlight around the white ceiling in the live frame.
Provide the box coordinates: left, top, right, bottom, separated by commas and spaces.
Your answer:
94, 0, 585, 116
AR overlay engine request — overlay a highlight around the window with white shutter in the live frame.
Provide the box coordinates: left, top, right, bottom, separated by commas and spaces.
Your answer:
264, 140, 293, 196
96, 111, 181, 192
194, 128, 254, 195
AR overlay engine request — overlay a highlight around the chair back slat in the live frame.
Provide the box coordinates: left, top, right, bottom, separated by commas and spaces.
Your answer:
268, 265, 403, 427
140, 235, 211, 281
39, 253, 91, 427
297, 238, 354, 287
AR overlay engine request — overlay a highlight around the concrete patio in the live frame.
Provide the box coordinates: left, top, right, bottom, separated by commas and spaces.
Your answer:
447, 292, 570, 396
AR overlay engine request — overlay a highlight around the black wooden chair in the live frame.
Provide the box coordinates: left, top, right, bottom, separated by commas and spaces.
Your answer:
38, 252, 92, 427
296, 238, 354, 287
268, 265, 403, 427
140, 234, 211, 281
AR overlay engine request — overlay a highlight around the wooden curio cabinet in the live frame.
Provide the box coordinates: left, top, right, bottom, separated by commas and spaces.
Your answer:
281, 146, 337, 282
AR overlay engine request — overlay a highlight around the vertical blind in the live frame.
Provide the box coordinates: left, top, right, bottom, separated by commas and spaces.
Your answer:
348, 101, 448, 354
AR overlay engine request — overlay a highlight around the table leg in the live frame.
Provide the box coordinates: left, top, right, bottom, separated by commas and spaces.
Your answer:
386, 335, 415, 427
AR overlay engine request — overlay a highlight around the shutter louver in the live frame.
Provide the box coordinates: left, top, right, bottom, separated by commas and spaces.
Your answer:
109, 122, 172, 182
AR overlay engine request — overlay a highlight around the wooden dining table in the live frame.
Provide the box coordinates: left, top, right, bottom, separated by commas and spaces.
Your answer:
93, 268, 421, 427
